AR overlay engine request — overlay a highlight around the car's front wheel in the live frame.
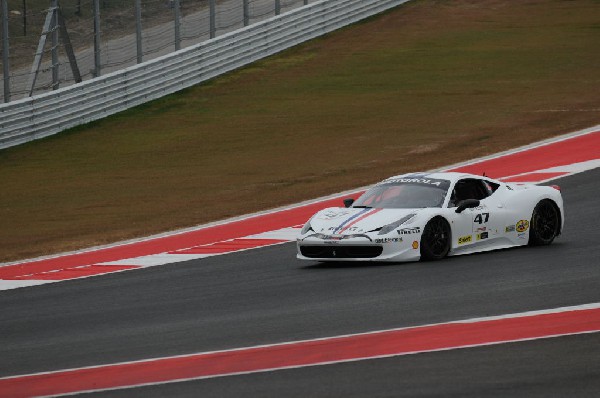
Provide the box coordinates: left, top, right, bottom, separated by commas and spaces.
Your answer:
529, 199, 560, 246
420, 217, 451, 261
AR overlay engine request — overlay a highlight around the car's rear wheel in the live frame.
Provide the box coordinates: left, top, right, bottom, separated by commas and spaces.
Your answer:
529, 199, 560, 246
420, 217, 451, 261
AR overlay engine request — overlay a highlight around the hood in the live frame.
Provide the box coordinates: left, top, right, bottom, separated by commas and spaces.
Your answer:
310, 207, 419, 235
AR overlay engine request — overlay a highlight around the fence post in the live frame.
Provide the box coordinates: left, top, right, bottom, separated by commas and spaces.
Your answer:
174, 0, 180, 51
1, 0, 10, 102
243, 0, 249, 27
51, 0, 59, 90
93, 0, 101, 77
209, 0, 216, 39
275, 0, 280, 15
135, 0, 142, 63
22, 0, 27, 36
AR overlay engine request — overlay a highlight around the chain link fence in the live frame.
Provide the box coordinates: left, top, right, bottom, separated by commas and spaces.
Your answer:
0, 0, 309, 103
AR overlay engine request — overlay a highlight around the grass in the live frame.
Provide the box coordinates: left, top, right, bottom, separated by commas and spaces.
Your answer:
0, 0, 599, 262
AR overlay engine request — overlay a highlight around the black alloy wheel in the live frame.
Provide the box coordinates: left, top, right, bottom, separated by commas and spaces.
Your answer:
529, 199, 560, 246
420, 217, 451, 261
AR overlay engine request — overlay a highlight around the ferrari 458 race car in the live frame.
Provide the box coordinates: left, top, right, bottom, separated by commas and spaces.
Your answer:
297, 172, 564, 262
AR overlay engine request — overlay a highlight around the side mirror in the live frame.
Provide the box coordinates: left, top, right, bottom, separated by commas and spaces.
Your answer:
455, 199, 480, 213
343, 198, 355, 208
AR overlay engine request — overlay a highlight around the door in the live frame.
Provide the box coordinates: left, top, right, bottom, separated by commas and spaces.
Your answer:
448, 178, 506, 249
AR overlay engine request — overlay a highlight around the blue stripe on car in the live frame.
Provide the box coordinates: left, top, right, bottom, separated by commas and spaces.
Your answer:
333, 208, 372, 234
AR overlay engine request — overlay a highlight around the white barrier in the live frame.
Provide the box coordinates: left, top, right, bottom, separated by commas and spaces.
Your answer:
0, 0, 410, 150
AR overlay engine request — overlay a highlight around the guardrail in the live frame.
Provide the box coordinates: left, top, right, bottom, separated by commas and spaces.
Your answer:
0, 0, 410, 150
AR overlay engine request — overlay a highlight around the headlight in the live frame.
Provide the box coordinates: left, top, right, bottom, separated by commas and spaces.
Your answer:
377, 214, 416, 235
300, 219, 314, 235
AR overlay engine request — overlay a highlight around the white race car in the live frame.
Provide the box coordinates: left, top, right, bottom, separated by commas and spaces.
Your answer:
297, 172, 564, 262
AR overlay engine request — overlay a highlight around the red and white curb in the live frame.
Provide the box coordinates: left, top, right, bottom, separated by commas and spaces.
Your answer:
1, 303, 599, 398
100, 228, 302, 267
1, 126, 599, 290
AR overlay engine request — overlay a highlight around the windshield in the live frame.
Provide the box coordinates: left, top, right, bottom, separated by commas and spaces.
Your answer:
353, 178, 450, 209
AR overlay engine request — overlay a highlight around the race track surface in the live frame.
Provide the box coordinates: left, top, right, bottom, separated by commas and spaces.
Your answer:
1, 168, 599, 396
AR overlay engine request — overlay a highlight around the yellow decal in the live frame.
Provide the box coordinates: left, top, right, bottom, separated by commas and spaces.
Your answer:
458, 235, 472, 245
412, 241, 419, 250
516, 220, 529, 233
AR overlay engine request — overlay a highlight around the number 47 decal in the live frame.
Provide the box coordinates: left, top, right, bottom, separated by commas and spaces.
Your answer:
474, 213, 490, 224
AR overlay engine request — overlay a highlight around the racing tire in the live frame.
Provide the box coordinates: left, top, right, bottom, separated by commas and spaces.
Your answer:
420, 217, 451, 261
529, 199, 560, 246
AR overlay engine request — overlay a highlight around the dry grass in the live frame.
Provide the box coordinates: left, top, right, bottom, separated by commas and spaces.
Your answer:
1, 0, 599, 262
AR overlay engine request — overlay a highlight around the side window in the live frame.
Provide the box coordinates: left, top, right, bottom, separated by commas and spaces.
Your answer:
483, 180, 500, 195
449, 179, 490, 207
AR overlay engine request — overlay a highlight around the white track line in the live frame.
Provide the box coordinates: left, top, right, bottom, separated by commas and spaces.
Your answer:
99, 253, 213, 267
499, 159, 600, 181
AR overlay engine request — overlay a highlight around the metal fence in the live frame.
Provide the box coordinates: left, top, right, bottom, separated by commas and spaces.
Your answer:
1, 0, 309, 103
0, 0, 409, 149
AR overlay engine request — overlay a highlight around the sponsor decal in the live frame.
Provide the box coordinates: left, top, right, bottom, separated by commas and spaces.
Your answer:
476, 232, 489, 240
458, 235, 472, 245
516, 220, 530, 233
375, 237, 403, 244
517, 232, 527, 240
381, 177, 450, 189
412, 241, 419, 249
476, 226, 487, 232
326, 226, 364, 233
313, 233, 371, 241
383, 178, 442, 186
319, 209, 351, 220
398, 227, 421, 235
505, 225, 516, 233
468, 206, 485, 212
345, 226, 364, 233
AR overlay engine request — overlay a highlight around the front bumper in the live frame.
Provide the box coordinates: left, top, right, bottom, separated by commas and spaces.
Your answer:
296, 235, 421, 262
299, 244, 383, 259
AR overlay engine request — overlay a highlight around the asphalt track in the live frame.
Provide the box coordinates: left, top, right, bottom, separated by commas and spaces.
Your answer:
1, 168, 599, 397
